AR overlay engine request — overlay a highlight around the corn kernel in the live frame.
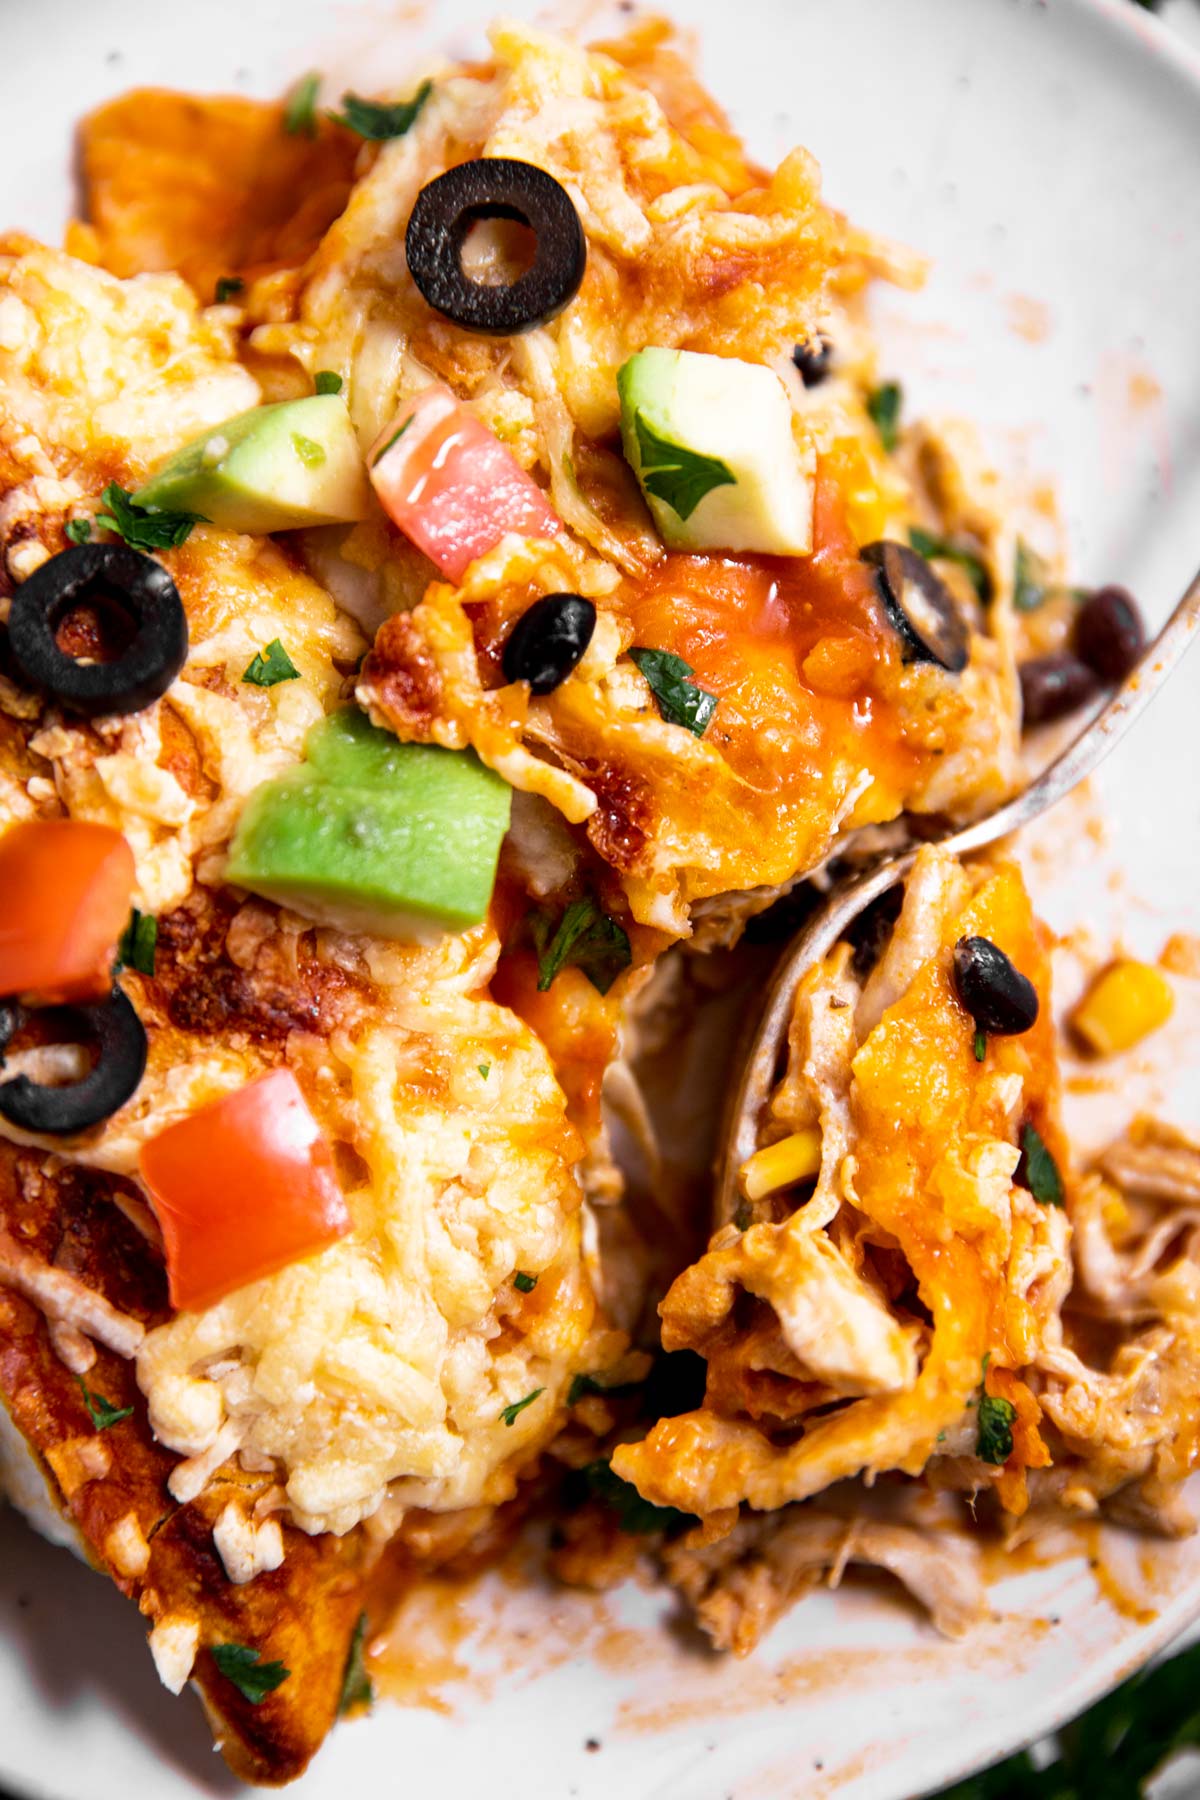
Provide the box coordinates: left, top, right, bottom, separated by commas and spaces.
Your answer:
1072, 960, 1174, 1058
740, 1127, 822, 1201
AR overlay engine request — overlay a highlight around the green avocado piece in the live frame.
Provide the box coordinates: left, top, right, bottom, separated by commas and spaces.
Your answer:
617, 347, 813, 556
132, 396, 371, 535
225, 711, 512, 940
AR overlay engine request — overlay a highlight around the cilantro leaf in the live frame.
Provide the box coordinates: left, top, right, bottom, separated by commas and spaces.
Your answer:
1014, 538, 1050, 612
214, 276, 243, 304
500, 1387, 544, 1427
866, 381, 903, 452
567, 1373, 641, 1406
976, 1388, 1017, 1464
77, 1377, 133, 1432
331, 81, 433, 141
582, 1460, 697, 1535
314, 370, 343, 395
974, 1025, 987, 1063
478, 1063, 490, 1079
243, 639, 300, 688
908, 526, 992, 604
629, 647, 718, 738
629, 409, 735, 521
1018, 1122, 1064, 1208
95, 482, 205, 551
513, 1272, 537, 1294
338, 1612, 374, 1716
533, 896, 631, 996
116, 909, 157, 977
65, 517, 92, 545
284, 71, 321, 138
212, 1642, 290, 1705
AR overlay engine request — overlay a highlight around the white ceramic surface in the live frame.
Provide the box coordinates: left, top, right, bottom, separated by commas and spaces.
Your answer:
2, 1, 1200, 1795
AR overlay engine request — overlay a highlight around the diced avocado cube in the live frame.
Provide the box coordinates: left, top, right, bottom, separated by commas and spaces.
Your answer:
133, 396, 371, 535
225, 716, 511, 941
617, 348, 814, 556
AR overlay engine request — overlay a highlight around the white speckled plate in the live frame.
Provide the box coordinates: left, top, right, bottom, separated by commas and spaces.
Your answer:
3, 0, 1200, 1795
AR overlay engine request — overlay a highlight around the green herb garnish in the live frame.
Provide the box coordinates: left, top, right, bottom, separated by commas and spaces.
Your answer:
533, 896, 631, 996
513, 1272, 537, 1294
116, 909, 157, 977
973, 1025, 987, 1063
908, 526, 991, 604
338, 1612, 374, 1716
500, 1387, 544, 1427
733, 1199, 753, 1230
866, 381, 902, 453
1013, 538, 1050, 612
582, 1460, 697, 1535
629, 647, 718, 738
314, 370, 343, 395
77, 1377, 133, 1432
292, 433, 326, 469
331, 81, 433, 142
284, 71, 321, 138
478, 1063, 490, 1079
95, 482, 205, 552
976, 1385, 1017, 1466
243, 639, 300, 688
65, 518, 92, 545
567, 1373, 642, 1406
212, 1642, 290, 1705
1019, 1122, 1064, 1208
629, 410, 735, 521
214, 276, 244, 304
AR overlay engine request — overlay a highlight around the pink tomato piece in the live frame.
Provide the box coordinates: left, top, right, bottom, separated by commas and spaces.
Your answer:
369, 384, 561, 582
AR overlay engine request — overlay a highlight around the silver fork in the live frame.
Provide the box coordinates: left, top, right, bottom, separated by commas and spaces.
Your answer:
714, 566, 1200, 1227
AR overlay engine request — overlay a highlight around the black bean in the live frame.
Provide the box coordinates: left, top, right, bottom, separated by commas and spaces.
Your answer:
502, 593, 596, 695
0, 991, 147, 1136
405, 159, 586, 335
860, 541, 970, 673
8, 544, 188, 718
1074, 585, 1145, 684
1018, 652, 1099, 728
952, 936, 1039, 1036
792, 336, 832, 388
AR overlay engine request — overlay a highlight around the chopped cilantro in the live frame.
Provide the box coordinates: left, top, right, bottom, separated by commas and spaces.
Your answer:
478, 1063, 490, 1079
338, 1611, 374, 1716
116, 909, 157, 977
1018, 1122, 1064, 1207
513, 1271, 537, 1294
582, 1459, 697, 1535
214, 276, 244, 304
629, 647, 718, 738
532, 895, 631, 996
500, 1387, 544, 1427
908, 525, 991, 603
372, 417, 412, 465
1013, 538, 1050, 612
284, 71, 321, 138
77, 1377, 133, 1432
974, 1025, 987, 1063
629, 409, 735, 521
976, 1385, 1018, 1464
866, 381, 902, 452
331, 81, 433, 141
95, 482, 205, 551
212, 1642, 290, 1705
243, 639, 300, 688
567, 1373, 641, 1406
314, 370, 343, 395
292, 433, 326, 469
65, 517, 92, 545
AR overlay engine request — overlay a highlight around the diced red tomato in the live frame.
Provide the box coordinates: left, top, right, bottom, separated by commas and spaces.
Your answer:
369, 383, 561, 582
0, 819, 135, 1005
139, 1068, 351, 1312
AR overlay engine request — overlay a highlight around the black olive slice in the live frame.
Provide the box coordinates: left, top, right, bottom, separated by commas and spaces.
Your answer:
0, 990, 148, 1136
502, 592, 596, 695
860, 541, 970, 673
405, 158, 587, 335
952, 936, 1039, 1037
792, 336, 832, 388
8, 544, 188, 718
